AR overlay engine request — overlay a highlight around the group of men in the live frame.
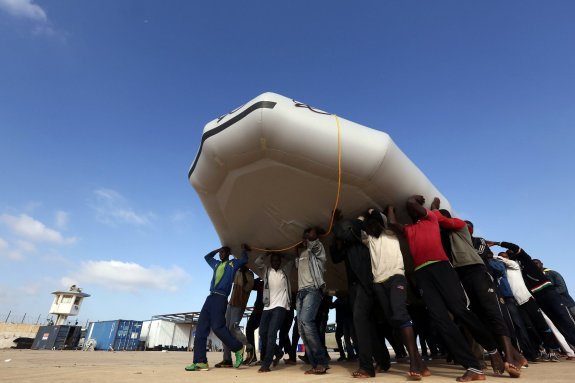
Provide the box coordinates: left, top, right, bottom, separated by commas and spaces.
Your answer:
185, 194, 575, 381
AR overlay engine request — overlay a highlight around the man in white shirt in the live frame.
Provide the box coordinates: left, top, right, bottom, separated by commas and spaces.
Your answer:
252, 248, 295, 373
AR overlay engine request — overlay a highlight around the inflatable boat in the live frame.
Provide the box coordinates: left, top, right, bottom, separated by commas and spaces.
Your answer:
188, 92, 451, 289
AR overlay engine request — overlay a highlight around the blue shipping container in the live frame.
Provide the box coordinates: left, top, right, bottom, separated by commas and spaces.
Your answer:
87, 320, 143, 351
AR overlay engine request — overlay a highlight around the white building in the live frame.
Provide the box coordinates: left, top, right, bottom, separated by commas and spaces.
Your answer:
49, 285, 90, 326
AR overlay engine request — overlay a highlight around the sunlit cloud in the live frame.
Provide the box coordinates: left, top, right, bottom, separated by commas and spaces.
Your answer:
61, 260, 190, 292
0, 213, 77, 244
0, 0, 62, 38
0, 0, 47, 22
91, 188, 153, 227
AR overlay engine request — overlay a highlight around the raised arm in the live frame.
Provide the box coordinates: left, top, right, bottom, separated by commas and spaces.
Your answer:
254, 251, 267, 276
385, 205, 405, 233
204, 249, 220, 269
493, 254, 520, 270
432, 210, 467, 230
231, 244, 249, 271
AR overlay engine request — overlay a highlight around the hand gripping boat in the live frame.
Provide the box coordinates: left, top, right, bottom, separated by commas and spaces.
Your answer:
188, 92, 451, 289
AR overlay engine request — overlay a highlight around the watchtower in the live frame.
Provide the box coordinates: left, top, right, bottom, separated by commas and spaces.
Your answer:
49, 285, 90, 325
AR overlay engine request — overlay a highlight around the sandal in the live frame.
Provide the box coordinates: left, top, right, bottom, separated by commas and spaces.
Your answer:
352, 369, 373, 378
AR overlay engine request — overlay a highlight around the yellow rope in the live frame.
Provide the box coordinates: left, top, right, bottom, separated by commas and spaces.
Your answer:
251, 115, 342, 253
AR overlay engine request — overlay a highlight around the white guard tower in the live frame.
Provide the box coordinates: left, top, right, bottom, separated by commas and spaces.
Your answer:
49, 285, 90, 325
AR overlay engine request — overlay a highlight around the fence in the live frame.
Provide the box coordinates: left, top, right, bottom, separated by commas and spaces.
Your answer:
0, 311, 89, 327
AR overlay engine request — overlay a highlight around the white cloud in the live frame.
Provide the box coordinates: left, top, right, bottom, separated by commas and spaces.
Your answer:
0, 213, 77, 244
92, 189, 152, 227
0, 0, 63, 38
14, 239, 36, 253
55, 210, 68, 229
0, 236, 28, 260
0, 0, 47, 22
61, 260, 190, 292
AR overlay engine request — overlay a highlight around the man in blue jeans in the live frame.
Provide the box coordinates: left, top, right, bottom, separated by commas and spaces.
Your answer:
295, 227, 330, 375
185, 245, 248, 371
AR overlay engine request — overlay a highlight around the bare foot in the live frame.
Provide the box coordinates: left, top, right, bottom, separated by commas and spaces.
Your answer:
504, 362, 521, 378
456, 370, 486, 382
351, 369, 373, 378
489, 352, 505, 375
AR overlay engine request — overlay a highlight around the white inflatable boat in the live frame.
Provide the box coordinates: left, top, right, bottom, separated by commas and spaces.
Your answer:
188, 92, 451, 288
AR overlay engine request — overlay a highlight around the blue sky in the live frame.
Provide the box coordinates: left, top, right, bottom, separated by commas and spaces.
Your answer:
1, 1, 574, 324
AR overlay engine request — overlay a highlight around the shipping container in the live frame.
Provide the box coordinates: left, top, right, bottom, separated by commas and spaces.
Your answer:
31, 325, 81, 350
140, 319, 225, 351
141, 320, 192, 349
86, 320, 143, 351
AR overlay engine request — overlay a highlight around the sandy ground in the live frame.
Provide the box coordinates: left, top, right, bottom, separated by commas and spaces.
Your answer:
0, 350, 573, 383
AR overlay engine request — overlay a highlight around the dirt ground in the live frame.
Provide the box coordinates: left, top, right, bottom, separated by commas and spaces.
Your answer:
0, 350, 573, 383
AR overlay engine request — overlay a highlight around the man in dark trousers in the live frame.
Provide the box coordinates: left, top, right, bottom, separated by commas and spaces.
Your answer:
185, 246, 248, 371
331, 211, 391, 378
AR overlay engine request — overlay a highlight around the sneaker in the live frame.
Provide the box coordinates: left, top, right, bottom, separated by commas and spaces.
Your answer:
215, 360, 233, 368
253, 360, 262, 366
185, 362, 209, 371
537, 350, 549, 361
234, 346, 245, 368
548, 352, 560, 362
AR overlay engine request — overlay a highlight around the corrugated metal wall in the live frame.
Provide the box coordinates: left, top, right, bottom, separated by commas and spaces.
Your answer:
86, 320, 143, 351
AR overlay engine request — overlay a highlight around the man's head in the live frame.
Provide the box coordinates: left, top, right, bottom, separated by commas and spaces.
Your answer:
532, 259, 544, 271
270, 253, 282, 270
303, 227, 318, 241
498, 251, 509, 259
219, 246, 231, 261
406, 195, 425, 222
438, 209, 452, 218
365, 209, 386, 238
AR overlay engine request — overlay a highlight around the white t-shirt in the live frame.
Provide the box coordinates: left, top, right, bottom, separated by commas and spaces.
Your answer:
265, 268, 290, 310
363, 230, 405, 283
